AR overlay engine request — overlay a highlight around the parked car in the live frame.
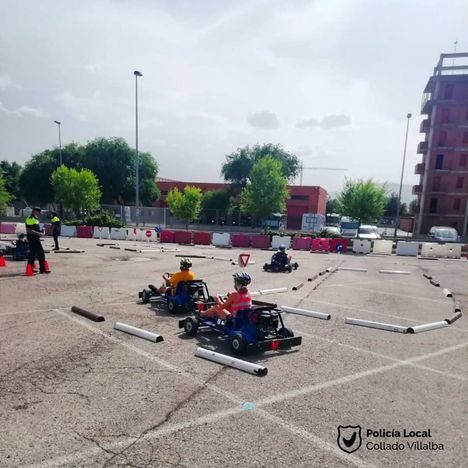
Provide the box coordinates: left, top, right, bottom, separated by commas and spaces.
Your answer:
321, 226, 341, 236
428, 226, 460, 242
357, 225, 381, 240
340, 220, 359, 238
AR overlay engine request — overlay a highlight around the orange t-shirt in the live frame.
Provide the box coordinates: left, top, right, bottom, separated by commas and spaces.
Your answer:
169, 270, 196, 289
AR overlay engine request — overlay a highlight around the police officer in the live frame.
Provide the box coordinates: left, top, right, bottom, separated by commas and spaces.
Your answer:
25, 207, 50, 274
50, 211, 61, 250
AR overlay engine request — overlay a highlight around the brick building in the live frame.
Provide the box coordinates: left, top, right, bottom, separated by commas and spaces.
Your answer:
156, 178, 327, 230
414, 52, 468, 236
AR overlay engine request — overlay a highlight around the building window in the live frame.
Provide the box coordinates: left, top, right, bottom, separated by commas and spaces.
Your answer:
438, 131, 447, 146
461, 154, 468, 167
290, 195, 309, 201
161, 190, 168, 196
456, 176, 464, 189
429, 198, 438, 213
463, 132, 468, 144
435, 154, 444, 169
453, 198, 461, 211
441, 108, 450, 123
444, 83, 454, 99
432, 176, 441, 191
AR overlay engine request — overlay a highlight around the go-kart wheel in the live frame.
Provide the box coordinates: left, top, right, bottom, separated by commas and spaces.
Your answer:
293, 262, 299, 270
184, 317, 199, 336
231, 333, 247, 356
167, 301, 178, 314
286, 265, 292, 273
141, 289, 150, 304
263, 263, 268, 271
278, 327, 294, 338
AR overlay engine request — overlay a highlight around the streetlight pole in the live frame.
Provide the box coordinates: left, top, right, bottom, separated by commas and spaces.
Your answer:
394, 113, 412, 238
134, 70, 142, 226
54, 120, 62, 165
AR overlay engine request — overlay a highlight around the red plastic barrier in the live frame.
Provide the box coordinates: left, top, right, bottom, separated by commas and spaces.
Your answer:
231, 234, 250, 247
251, 235, 271, 249
174, 230, 192, 244
0, 222, 16, 234
193, 231, 211, 245
311, 238, 330, 252
160, 230, 175, 243
292, 236, 312, 251
44, 224, 53, 236
76, 225, 93, 238
330, 238, 348, 253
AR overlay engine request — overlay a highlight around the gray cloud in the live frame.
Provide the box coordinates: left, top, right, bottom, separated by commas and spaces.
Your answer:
296, 114, 351, 130
247, 110, 279, 129
0, 100, 46, 118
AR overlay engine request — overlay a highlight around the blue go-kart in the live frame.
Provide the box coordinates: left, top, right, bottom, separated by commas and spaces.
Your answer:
139, 279, 215, 314
179, 301, 302, 356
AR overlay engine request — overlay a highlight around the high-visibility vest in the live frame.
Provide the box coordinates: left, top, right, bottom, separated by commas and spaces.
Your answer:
51, 216, 60, 224
230, 291, 252, 314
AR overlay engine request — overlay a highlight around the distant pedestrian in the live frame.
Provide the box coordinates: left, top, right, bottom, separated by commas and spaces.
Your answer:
25, 207, 50, 274
50, 211, 61, 250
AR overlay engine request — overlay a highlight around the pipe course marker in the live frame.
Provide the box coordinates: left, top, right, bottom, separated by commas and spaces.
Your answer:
407, 321, 449, 334
71, 306, 105, 322
345, 317, 408, 333
114, 322, 164, 343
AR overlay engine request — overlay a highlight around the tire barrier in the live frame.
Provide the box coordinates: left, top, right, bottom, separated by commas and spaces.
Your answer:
345, 318, 408, 333
407, 321, 449, 334
280, 305, 330, 320
292, 282, 304, 291
194, 347, 267, 376
292, 236, 312, 251
271, 235, 291, 249
379, 270, 411, 275
443, 288, 452, 297
396, 241, 419, 257
114, 322, 164, 343
338, 267, 367, 272
71, 306, 105, 322
372, 240, 393, 255
193, 231, 211, 245
445, 311, 462, 324
231, 234, 251, 248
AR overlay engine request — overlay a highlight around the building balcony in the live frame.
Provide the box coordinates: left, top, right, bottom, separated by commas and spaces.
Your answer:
421, 94, 433, 114
412, 184, 423, 195
414, 163, 425, 175
417, 141, 428, 154
419, 119, 430, 133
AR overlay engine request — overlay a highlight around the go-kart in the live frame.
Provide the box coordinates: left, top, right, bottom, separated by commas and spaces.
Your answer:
139, 279, 215, 314
263, 260, 299, 273
179, 300, 302, 356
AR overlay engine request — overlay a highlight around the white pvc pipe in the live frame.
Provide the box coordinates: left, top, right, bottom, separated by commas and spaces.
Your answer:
442, 288, 452, 297
445, 311, 462, 324
407, 321, 449, 334
379, 270, 411, 275
280, 306, 330, 320
194, 347, 267, 376
338, 267, 368, 272
250, 287, 288, 296
345, 317, 408, 333
326, 266, 337, 273
114, 322, 164, 342
139, 249, 162, 253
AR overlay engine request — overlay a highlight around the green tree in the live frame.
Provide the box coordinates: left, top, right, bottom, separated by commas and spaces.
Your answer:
384, 193, 409, 218
240, 157, 288, 228
326, 198, 336, 214
222, 143, 300, 187
0, 161, 22, 200
167, 185, 203, 230
335, 179, 387, 225
201, 190, 231, 212
51, 166, 101, 217
0, 173, 11, 216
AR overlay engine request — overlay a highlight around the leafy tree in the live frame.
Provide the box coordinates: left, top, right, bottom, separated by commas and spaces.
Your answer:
326, 198, 336, 214
201, 190, 231, 212
384, 193, 409, 218
240, 157, 288, 228
335, 179, 387, 225
0, 173, 11, 216
0, 161, 22, 200
167, 185, 203, 229
222, 143, 300, 187
51, 166, 101, 217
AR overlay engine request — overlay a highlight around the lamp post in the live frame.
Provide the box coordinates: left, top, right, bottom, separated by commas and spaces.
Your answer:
134, 70, 142, 226
54, 120, 62, 165
394, 113, 412, 238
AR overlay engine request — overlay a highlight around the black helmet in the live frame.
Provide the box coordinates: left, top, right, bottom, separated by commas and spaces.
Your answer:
233, 271, 251, 286
180, 258, 192, 269
279, 244, 286, 252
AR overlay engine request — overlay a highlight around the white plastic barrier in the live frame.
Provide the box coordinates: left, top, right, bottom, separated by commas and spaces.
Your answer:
93, 226, 110, 239
271, 235, 291, 249
446, 244, 462, 259
212, 232, 231, 247
372, 240, 393, 255
15, 223, 26, 235
396, 241, 419, 257
126, 228, 137, 241
420, 242, 440, 258
352, 239, 371, 254
60, 225, 77, 237
110, 227, 127, 240
135, 228, 157, 242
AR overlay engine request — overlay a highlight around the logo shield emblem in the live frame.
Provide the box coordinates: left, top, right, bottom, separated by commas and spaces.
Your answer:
337, 425, 362, 453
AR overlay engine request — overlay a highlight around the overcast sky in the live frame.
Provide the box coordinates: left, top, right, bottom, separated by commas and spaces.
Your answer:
1, 0, 467, 197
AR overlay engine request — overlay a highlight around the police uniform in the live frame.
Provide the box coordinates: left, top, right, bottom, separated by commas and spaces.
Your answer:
51, 214, 61, 250
25, 211, 47, 273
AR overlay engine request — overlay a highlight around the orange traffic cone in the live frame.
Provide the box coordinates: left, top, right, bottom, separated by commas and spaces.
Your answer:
44, 260, 51, 273
25, 263, 35, 276
0, 255, 5, 267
